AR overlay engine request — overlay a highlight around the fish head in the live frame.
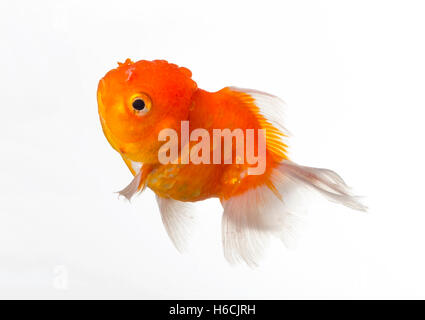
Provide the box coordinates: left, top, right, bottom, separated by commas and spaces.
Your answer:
97, 59, 197, 163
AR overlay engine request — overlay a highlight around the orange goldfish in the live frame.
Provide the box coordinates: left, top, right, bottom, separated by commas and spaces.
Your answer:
97, 59, 365, 266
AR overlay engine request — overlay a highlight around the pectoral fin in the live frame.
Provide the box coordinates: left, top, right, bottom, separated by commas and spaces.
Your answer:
117, 163, 152, 201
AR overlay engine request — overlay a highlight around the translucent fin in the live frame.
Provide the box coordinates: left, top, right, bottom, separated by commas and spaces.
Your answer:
221, 183, 300, 267
228, 86, 290, 161
278, 161, 367, 211
221, 160, 366, 266
121, 155, 142, 176
156, 196, 196, 253
117, 170, 143, 201
229, 86, 289, 134
116, 163, 147, 201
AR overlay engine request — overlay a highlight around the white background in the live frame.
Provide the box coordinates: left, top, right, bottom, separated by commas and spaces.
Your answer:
0, 0, 424, 299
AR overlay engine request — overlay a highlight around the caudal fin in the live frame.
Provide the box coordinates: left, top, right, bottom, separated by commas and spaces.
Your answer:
221, 160, 366, 266
277, 161, 367, 211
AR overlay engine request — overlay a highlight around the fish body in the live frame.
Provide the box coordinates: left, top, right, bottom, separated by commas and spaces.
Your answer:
146, 87, 281, 202
97, 59, 365, 265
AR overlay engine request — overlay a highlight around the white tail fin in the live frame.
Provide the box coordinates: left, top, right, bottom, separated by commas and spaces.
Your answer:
221, 160, 366, 266
222, 185, 299, 267
277, 161, 366, 211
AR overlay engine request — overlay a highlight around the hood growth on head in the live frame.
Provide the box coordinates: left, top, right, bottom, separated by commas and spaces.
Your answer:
97, 59, 197, 163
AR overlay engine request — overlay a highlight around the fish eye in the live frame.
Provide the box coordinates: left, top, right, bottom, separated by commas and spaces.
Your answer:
130, 93, 151, 115
132, 98, 145, 111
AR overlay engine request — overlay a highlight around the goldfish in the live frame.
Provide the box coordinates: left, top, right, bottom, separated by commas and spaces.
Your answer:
97, 59, 365, 266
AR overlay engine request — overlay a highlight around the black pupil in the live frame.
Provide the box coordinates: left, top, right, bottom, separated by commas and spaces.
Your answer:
132, 99, 145, 111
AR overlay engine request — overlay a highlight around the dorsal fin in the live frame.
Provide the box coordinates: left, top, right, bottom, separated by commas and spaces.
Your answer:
225, 87, 289, 162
